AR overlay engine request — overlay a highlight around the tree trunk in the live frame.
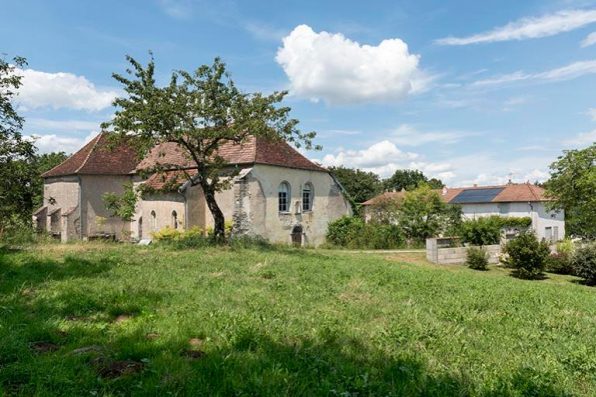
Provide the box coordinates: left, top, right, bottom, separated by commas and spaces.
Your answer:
202, 183, 226, 239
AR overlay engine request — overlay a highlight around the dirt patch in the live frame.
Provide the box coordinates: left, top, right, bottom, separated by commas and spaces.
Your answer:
91, 357, 143, 379
189, 338, 204, 347
210, 271, 225, 278
29, 341, 58, 354
114, 313, 134, 323
385, 252, 431, 265
146, 333, 161, 340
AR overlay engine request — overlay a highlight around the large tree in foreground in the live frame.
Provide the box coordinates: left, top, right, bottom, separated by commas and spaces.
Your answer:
545, 145, 596, 238
0, 54, 37, 236
103, 54, 317, 238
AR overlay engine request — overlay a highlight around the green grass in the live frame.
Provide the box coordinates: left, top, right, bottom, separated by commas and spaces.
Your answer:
1, 244, 596, 396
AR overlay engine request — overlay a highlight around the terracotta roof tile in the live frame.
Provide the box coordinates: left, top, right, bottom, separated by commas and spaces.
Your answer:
362, 191, 406, 206
144, 169, 197, 191
42, 132, 140, 177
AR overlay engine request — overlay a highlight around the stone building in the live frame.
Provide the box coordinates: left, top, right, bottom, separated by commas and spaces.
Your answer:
35, 132, 352, 246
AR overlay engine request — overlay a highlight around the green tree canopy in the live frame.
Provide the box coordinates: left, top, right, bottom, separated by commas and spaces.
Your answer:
384, 169, 444, 192
328, 166, 383, 208
545, 145, 596, 238
104, 54, 316, 237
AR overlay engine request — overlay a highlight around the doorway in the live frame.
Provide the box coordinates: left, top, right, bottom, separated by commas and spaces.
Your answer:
291, 225, 303, 247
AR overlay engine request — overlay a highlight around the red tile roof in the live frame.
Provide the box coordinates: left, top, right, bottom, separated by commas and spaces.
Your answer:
43, 134, 326, 178
137, 135, 325, 173
362, 191, 406, 206
41, 132, 140, 177
144, 169, 197, 191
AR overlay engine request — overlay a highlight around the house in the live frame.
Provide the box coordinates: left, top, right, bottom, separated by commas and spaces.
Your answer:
362, 183, 564, 241
35, 132, 352, 246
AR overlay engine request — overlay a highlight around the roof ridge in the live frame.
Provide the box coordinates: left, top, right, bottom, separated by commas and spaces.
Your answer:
74, 132, 103, 174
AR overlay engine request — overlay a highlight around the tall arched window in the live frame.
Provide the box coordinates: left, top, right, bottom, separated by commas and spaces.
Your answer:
150, 210, 157, 231
171, 210, 178, 229
302, 183, 313, 211
278, 182, 290, 212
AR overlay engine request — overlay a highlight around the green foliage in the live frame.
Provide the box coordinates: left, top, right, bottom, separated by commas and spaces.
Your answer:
383, 169, 444, 192
31, 151, 69, 209
545, 144, 596, 238
325, 216, 406, 249
0, 243, 594, 395
466, 246, 489, 270
105, 54, 315, 238
397, 185, 458, 241
556, 238, 575, 256
545, 253, 574, 275
328, 166, 383, 211
500, 217, 532, 229
502, 230, 550, 279
458, 217, 502, 246
102, 183, 139, 223
572, 243, 596, 284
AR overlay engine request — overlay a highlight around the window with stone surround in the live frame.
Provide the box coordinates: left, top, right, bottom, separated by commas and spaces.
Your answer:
302, 183, 313, 211
278, 182, 290, 212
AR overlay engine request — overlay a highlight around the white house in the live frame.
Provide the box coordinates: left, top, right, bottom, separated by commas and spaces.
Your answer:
362, 183, 564, 241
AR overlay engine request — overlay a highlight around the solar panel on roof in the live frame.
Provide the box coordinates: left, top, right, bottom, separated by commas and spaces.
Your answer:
450, 188, 504, 204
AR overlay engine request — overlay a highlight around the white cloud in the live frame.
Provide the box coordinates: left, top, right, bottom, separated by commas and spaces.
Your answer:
472, 60, 596, 87
15, 68, 118, 111
27, 131, 98, 154
588, 107, 596, 121
436, 9, 596, 45
156, 0, 193, 19
25, 118, 101, 133
581, 31, 596, 47
391, 124, 476, 146
276, 25, 425, 105
562, 128, 596, 146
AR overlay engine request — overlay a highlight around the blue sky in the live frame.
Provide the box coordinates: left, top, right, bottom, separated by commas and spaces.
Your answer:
3, 0, 596, 186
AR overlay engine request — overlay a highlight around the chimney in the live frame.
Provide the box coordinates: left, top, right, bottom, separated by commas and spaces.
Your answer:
442, 186, 448, 196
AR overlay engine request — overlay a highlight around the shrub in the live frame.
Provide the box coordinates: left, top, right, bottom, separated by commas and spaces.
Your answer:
556, 238, 575, 256
326, 216, 365, 247
545, 253, 574, 275
458, 217, 502, 246
502, 230, 550, 279
325, 216, 406, 249
467, 246, 489, 270
572, 243, 596, 284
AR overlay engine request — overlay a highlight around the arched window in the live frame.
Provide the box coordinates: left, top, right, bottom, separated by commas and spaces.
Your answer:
150, 210, 157, 231
171, 210, 178, 229
302, 183, 313, 211
278, 182, 290, 212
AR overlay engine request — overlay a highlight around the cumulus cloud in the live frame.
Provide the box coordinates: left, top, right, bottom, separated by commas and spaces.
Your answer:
27, 131, 98, 154
14, 68, 118, 111
25, 118, 101, 133
276, 25, 425, 105
588, 107, 596, 121
472, 60, 596, 87
436, 9, 596, 45
562, 129, 596, 147
581, 32, 596, 47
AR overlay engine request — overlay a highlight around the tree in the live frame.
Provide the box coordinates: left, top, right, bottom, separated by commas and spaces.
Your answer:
104, 54, 316, 238
0, 54, 37, 237
328, 166, 383, 210
397, 185, 460, 241
384, 169, 443, 192
545, 145, 596, 238
103, 182, 139, 240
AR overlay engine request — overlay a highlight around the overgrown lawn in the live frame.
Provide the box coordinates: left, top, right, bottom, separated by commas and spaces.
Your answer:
1, 243, 595, 396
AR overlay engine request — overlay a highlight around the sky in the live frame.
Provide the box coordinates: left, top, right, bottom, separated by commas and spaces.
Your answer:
2, 0, 596, 187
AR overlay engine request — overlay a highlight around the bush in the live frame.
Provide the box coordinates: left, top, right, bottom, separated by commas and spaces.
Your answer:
325, 216, 406, 249
502, 230, 550, 279
545, 253, 574, 275
0, 214, 38, 245
572, 243, 596, 284
467, 246, 489, 270
458, 217, 502, 246
556, 238, 575, 256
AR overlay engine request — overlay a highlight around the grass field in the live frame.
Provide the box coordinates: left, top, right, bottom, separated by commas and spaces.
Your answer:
1, 243, 596, 396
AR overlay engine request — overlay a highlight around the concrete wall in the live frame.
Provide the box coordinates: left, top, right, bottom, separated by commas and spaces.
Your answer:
140, 192, 185, 237
459, 202, 565, 241
426, 239, 501, 265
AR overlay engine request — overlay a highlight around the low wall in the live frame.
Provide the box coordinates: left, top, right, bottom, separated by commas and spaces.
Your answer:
426, 238, 501, 265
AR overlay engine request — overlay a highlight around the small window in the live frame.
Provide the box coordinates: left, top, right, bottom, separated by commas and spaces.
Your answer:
172, 211, 178, 229
279, 182, 290, 212
545, 227, 552, 241
302, 183, 313, 211
150, 210, 157, 231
